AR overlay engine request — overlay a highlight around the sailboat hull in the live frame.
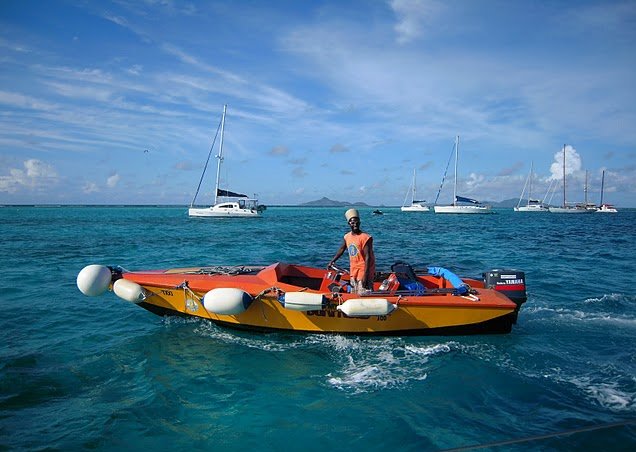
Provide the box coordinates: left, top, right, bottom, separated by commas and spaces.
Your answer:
401, 204, 430, 212
434, 205, 492, 214
514, 205, 548, 212
597, 204, 618, 213
548, 206, 593, 214
189, 205, 261, 217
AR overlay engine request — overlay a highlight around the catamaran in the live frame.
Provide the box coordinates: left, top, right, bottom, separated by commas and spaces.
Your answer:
188, 105, 263, 218
514, 162, 548, 212
597, 170, 618, 213
401, 169, 429, 212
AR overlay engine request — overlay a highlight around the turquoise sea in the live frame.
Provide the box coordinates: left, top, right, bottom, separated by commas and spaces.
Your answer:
1, 206, 635, 451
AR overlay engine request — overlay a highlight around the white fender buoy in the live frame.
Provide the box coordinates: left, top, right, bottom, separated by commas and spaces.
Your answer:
203, 288, 253, 315
113, 278, 147, 303
77, 265, 112, 296
281, 292, 325, 311
337, 298, 396, 317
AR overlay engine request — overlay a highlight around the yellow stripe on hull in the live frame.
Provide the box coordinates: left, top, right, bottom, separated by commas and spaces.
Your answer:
138, 287, 515, 335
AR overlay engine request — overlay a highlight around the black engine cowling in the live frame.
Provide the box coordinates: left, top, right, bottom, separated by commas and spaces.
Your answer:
483, 269, 526, 322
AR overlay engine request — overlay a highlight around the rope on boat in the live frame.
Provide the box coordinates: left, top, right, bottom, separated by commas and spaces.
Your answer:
434, 139, 458, 205
461, 293, 480, 302
190, 266, 261, 276
176, 281, 205, 313
190, 115, 224, 208
252, 286, 284, 322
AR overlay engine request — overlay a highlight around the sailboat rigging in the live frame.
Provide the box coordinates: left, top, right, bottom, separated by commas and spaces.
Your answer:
433, 136, 492, 214
548, 144, 593, 214
189, 105, 263, 218
597, 170, 618, 213
401, 169, 429, 212
514, 162, 548, 212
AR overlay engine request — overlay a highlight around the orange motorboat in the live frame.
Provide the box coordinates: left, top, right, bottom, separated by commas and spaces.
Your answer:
77, 262, 526, 336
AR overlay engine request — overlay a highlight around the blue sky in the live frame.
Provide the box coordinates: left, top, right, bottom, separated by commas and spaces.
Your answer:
1, 0, 635, 206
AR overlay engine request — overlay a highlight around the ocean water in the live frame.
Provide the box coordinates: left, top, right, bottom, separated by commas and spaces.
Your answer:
1, 206, 635, 451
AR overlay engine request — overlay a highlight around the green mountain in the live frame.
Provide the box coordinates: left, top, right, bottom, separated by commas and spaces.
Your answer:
298, 197, 370, 207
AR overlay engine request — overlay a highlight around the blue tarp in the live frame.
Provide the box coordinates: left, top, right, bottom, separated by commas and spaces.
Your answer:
427, 266, 469, 295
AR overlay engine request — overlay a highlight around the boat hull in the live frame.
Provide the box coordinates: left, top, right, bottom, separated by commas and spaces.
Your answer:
188, 205, 261, 217
137, 299, 517, 335
401, 204, 430, 212
80, 263, 523, 336
514, 205, 548, 212
548, 207, 593, 214
434, 205, 492, 214
597, 204, 618, 213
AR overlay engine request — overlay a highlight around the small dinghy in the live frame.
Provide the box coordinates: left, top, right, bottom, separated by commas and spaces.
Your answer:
77, 261, 526, 336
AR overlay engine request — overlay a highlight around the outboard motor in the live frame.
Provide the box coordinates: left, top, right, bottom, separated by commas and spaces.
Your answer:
483, 269, 526, 323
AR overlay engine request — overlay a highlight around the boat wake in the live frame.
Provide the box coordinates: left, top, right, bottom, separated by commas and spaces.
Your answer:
525, 303, 636, 328
323, 337, 453, 394
177, 317, 455, 393
163, 315, 636, 411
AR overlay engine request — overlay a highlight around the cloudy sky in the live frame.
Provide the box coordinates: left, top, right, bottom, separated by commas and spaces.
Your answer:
1, 0, 635, 206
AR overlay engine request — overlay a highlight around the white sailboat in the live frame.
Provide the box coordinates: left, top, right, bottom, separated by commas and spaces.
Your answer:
597, 170, 618, 213
514, 162, 548, 212
433, 136, 492, 214
189, 105, 263, 218
401, 169, 429, 212
548, 144, 593, 214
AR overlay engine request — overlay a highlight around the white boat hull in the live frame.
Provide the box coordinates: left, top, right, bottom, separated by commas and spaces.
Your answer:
548, 207, 593, 214
434, 205, 492, 214
514, 205, 548, 212
189, 205, 261, 218
597, 204, 618, 213
401, 204, 430, 212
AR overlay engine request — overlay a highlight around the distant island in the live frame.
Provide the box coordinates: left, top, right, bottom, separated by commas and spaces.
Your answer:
296, 197, 527, 208
298, 197, 371, 207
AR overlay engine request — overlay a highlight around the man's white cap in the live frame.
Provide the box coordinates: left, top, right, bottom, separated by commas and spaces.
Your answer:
345, 208, 359, 221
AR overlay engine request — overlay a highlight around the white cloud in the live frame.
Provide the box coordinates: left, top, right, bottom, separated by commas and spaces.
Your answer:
549, 145, 583, 180
0, 90, 58, 111
107, 173, 120, 188
0, 159, 59, 193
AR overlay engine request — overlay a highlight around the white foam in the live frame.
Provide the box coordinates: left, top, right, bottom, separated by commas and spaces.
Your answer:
524, 305, 636, 327
325, 340, 456, 393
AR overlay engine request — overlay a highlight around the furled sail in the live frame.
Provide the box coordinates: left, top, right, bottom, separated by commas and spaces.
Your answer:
455, 196, 479, 204
217, 188, 248, 198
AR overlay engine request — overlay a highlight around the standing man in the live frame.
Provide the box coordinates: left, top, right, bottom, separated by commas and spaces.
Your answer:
329, 208, 376, 294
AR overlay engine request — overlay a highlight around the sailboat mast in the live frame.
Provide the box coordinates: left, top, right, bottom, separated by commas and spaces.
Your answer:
562, 144, 566, 208
412, 168, 417, 202
584, 170, 589, 205
528, 161, 534, 205
600, 170, 605, 205
213, 104, 227, 205
453, 135, 459, 206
